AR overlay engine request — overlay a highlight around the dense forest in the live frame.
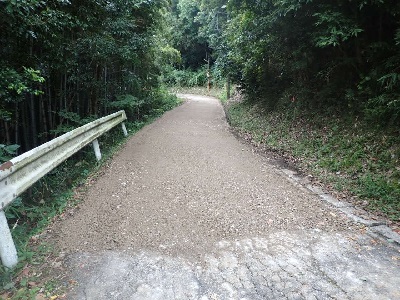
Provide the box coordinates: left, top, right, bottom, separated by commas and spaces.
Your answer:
0, 0, 177, 156
169, 0, 400, 127
2, 0, 400, 155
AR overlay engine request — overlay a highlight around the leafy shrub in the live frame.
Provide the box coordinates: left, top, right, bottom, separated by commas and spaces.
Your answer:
0, 144, 20, 163
226, 100, 400, 221
162, 67, 207, 87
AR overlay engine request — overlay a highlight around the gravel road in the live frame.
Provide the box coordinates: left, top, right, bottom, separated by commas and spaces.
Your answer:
52, 94, 400, 299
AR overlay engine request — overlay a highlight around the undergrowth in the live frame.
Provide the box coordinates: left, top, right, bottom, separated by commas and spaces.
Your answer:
168, 86, 228, 101
161, 65, 226, 90
0, 92, 180, 299
226, 100, 400, 222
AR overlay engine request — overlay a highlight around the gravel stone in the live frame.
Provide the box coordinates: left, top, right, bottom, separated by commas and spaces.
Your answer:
50, 94, 400, 299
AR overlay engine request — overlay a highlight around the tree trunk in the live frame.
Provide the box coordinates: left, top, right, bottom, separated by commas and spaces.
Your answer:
14, 102, 19, 147
29, 94, 38, 147
40, 90, 48, 142
47, 81, 53, 135
21, 101, 29, 151
4, 121, 10, 144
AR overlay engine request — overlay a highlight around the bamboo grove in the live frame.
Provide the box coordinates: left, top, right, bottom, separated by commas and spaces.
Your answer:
0, 0, 169, 154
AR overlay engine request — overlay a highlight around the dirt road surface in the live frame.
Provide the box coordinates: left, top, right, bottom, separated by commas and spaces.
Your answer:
51, 94, 400, 299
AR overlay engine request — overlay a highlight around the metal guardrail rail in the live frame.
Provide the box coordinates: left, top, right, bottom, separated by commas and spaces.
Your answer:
0, 110, 128, 268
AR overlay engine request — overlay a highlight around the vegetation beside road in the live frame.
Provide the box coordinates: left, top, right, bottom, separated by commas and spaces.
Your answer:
225, 96, 400, 224
166, 0, 400, 226
0, 93, 180, 300
1, 0, 181, 296
173, 85, 400, 225
2, 0, 400, 296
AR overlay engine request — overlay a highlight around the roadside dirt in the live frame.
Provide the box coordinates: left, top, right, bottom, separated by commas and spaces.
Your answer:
44, 94, 399, 299
51, 94, 355, 257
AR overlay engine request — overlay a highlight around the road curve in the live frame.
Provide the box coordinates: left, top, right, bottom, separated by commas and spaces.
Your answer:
52, 94, 400, 300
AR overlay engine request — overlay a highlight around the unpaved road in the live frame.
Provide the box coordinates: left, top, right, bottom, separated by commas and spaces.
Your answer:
52, 94, 400, 299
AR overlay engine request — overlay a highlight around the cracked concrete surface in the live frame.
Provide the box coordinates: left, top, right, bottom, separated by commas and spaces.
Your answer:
51, 94, 400, 299
65, 231, 399, 300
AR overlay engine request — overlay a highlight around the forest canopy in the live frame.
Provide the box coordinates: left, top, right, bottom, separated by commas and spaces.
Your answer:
2, 0, 400, 155
169, 0, 400, 126
0, 0, 170, 153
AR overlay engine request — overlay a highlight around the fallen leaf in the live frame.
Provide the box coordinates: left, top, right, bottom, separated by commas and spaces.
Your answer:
370, 239, 378, 245
35, 293, 46, 300
21, 267, 30, 277
0, 292, 10, 299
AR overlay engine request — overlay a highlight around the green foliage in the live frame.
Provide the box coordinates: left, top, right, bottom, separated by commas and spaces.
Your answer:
171, 0, 400, 125
169, 0, 209, 69
1, 93, 179, 298
108, 94, 143, 110
0, 0, 172, 150
49, 111, 98, 135
0, 67, 44, 105
0, 0, 182, 293
313, 10, 363, 47
162, 67, 208, 87
0, 144, 20, 163
226, 100, 400, 221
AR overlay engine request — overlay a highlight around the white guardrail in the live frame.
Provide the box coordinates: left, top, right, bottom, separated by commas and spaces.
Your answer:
0, 110, 128, 268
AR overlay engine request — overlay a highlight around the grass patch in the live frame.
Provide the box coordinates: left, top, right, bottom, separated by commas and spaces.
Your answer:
169, 86, 227, 100
226, 100, 400, 222
0, 92, 180, 299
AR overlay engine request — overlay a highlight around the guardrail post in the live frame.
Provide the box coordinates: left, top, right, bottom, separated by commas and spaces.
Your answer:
0, 210, 18, 268
92, 139, 102, 161
0, 110, 127, 268
121, 122, 128, 137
